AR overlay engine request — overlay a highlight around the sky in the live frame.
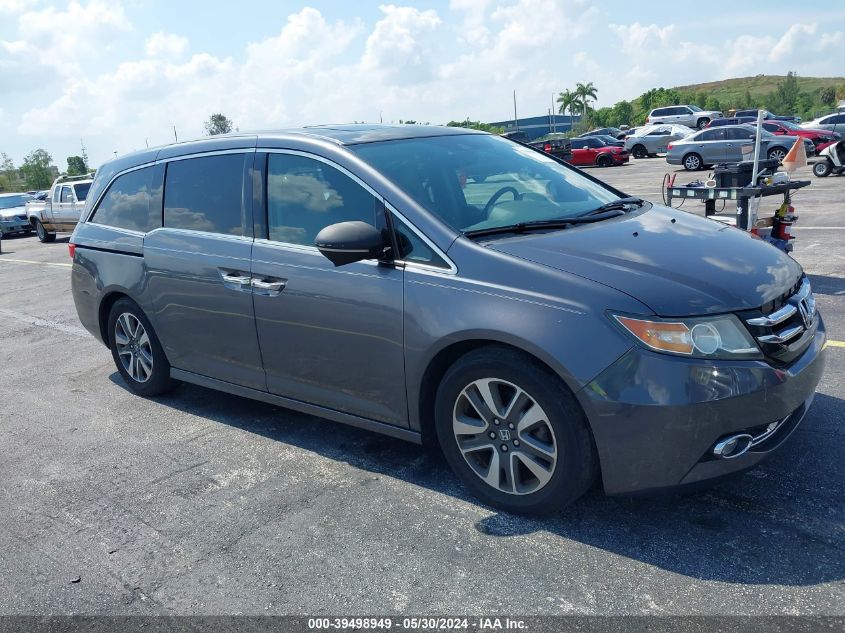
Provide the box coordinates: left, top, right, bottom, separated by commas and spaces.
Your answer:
1, 0, 844, 168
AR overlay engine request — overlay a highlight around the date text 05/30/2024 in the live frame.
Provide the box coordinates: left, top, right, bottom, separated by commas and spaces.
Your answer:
307, 617, 527, 630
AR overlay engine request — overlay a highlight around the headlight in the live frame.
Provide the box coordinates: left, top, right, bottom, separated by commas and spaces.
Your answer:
612, 313, 762, 360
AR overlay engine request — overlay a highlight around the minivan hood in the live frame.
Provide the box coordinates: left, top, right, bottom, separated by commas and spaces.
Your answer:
486, 205, 802, 316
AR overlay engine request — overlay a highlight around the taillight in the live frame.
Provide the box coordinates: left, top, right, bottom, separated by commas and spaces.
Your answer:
667, 143, 674, 150
68, 243, 76, 259
645, 116, 650, 123
544, 142, 552, 152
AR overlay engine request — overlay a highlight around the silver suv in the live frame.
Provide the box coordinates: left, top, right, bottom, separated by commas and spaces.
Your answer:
646, 104, 722, 130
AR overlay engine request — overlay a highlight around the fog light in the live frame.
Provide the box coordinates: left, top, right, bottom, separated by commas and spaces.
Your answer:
712, 433, 753, 459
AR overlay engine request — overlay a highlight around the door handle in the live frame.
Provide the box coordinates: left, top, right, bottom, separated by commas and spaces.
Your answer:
220, 271, 252, 290
251, 277, 287, 294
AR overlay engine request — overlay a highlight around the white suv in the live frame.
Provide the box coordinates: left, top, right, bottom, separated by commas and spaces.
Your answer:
646, 105, 722, 130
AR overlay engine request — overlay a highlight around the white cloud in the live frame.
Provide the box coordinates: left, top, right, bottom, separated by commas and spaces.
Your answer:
144, 31, 188, 59
362, 5, 442, 82
0, 0, 38, 13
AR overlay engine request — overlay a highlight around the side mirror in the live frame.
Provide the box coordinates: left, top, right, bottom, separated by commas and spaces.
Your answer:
315, 221, 387, 267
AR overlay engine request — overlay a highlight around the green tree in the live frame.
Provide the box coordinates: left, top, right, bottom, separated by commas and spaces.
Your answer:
204, 113, 234, 136
819, 86, 836, 107
66, 155, 87, 176
611, 100, 634, 127
20, 149, 53, 190
0, 153, 16, 191
704, 95, 722, 112
742, 90, 754, 109
768, 72, 801, 114
556, 89, 577, 116
575, 82, 598, 114
446, 120, 504, 133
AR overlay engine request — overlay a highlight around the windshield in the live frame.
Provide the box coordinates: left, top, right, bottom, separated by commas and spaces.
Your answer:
780, 121, 801, 130
351, 134, 618, 233
73, 182, 91, 201
0, 194, 30, 209
689, 105, 703, 112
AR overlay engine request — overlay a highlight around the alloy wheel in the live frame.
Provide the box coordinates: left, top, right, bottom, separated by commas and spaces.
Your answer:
684, 154, 701, 170
114, 312, 154, 383
36, 222, 45, 240
769, 148, 787, 162
452, 378, 557, 495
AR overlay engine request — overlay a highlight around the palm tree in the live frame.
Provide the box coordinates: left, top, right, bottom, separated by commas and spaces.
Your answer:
575, 82, 598, 114
556, 89, 576, 117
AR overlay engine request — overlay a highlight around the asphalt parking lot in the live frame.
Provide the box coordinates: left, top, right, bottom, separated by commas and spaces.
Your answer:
0, 158, 843, 616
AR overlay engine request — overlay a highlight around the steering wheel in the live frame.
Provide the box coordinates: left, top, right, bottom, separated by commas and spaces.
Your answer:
483, 186, 522, 216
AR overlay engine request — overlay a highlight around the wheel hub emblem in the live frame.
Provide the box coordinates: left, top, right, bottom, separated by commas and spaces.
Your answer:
498, 429, 511, 441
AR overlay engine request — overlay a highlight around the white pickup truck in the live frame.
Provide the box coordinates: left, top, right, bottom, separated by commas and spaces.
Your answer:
26, 173, 95, 242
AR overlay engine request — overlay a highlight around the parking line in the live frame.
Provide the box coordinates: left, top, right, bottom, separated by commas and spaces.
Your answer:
0, 258, 71, 268
826, 340, 845, 349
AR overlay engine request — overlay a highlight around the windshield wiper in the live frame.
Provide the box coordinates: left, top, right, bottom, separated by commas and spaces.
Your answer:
463, 209, 630, 239
578, 196, 645, 217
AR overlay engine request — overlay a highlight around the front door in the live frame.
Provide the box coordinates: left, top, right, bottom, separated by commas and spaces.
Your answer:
144, 151, 266, 390
250, 152, 407, 426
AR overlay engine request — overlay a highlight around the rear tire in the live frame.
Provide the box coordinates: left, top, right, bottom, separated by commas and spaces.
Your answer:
632, 144, 647, 159
107, 298, 178, 397
34, 219, 56, 243
813, 161, 832, 177
696, 118, 710, 130
683, 152, 703, 170
434, 347, 597, 516
768, 147, 788, 162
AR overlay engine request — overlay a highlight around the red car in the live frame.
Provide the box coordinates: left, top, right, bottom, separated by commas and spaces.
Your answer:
761, 120, 841, 153
569, 136, 629, 167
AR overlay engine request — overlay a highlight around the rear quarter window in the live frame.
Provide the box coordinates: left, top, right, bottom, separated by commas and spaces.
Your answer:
89, 167, 159, 232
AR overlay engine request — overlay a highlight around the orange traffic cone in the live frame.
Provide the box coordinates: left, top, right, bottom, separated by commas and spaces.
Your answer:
781, 137, 807, 173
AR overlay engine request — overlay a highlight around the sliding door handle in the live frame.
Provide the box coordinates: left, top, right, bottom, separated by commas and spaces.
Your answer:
221, 273, 252, 286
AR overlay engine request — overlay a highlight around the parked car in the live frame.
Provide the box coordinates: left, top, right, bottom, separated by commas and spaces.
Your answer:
666, 124, 814, 170
646, 105, 723, 129
0, 193, 34, 236
590, 134, 624, 147
761, 120, 841, 152
568, 136, 629, 166
801, 112, 845, 136
705, 117, 757, 128
624, 124, 694, 158
734, 109, 800, 123
26, 173, 94, 242
578, 127, 625, 140
527, 134, 573, 163
70, 125, 825, 515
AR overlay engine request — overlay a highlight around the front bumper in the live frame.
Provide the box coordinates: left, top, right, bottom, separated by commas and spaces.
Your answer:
579, 317, 826, 494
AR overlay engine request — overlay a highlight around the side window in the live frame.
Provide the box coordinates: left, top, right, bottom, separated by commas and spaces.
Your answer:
52, 187, 61, 203
391, 214, 449, 269
571, 140, 588, 149
700, 129, 726, 141
164, 153, 245, 236
60, 186, 73, 203
762, 123, 778, 133
90, 166, 158, 232
648, 127, 668, 135
651, 108, 666, 117
832, 115, 845, 124
726, 128, 754, 140
267, 153, 379, 246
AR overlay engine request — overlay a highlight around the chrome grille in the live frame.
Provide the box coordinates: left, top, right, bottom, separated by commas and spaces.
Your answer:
743, 277, 816, 363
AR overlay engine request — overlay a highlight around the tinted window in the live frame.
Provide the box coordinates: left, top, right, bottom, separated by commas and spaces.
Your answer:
164, 154, 245, 236
60, 186, 73, 203
762, 123, 779, 133
266, 154, 379, 246
648, 127, 669, 136
392, 214, 448, 269
0, 194, 29, 209
571, 140, 589, 149
831, 115, 845, 124
90, 167, 158, 232
700, 129, 726, 141
73, 182, 91, 201
726, 127, 754, 140
652, 108, 667, 117
351, 135, 617, 233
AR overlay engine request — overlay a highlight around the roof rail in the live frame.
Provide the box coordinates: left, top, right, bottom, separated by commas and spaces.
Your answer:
51, 172, 96, 187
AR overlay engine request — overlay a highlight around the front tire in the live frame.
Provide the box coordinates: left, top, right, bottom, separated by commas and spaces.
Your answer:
683, 152, 703, 170
596, 154, 612, 167
34, 219, 56, 243
107, 298, 177, 396
434, 347, 596, 515
813, 160, 832, 177
696, 118, 710, 130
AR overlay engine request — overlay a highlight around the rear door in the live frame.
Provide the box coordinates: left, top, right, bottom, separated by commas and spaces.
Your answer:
250, 151, 407, 426
143, 151, 266, 390
697, 128, 728, 164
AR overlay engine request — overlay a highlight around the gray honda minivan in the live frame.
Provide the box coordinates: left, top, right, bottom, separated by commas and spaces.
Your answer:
70, 125, 826, 515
